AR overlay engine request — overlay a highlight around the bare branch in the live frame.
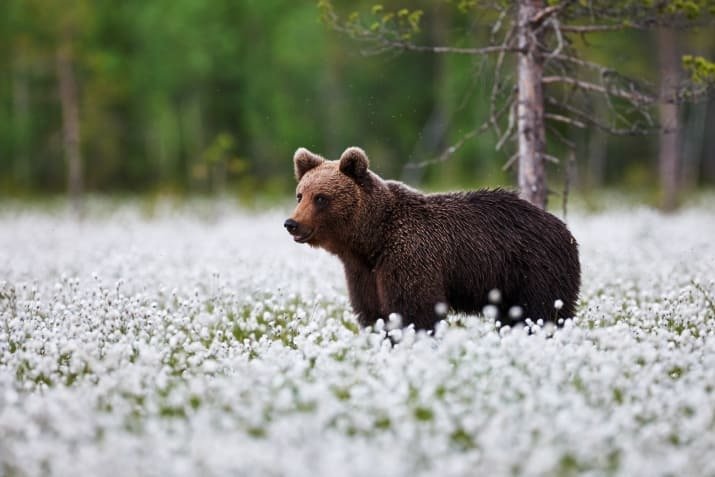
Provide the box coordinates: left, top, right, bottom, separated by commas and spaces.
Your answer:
545, 112, 586, 128
559, 23, 644, 33
403, 127, 485, 169
529, 1, 575, 27
543, 17, 565, 65
391, 42, 521, 56
496, 101, 517, 151
545, 95, 659, 136
490, 7, 509, 41
542, 75, 655, 104
557, 13, 713, 32
548, 54, 705, 107
544, 154, 560, 164
489, 24, 516, 139
546, 123, 576, 149
406, 93, 514, 169
320, 6, 519, 57
552, 54, 614, 76
502, 153, 519, 171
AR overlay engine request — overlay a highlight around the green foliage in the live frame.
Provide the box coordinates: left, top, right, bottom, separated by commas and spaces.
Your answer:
0, 0, 714, 197
581, 0, 715, 18
683, 55, 715, 84
320, 1, 423, 41
660, 0, 715, 17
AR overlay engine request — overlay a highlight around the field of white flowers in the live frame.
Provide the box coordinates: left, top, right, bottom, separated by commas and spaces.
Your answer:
1, 198, 714, 477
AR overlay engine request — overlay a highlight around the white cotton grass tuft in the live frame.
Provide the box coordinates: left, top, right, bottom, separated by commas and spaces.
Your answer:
482, 304, 499, 320
554, 299, 564, 310
0, 200, 714, 476
508, 306, 523, 320
434, 302, 448, 316
387, 313, 402, 330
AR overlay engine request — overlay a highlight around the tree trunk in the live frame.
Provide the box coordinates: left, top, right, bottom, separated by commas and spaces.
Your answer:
656, 28, 681, 212
681, 101, 706, 190
516, 0, 547, 209
12, 54, 31, 189
586, 100, 608, 190
703, 96, 715, 184
56, 33, 83, 212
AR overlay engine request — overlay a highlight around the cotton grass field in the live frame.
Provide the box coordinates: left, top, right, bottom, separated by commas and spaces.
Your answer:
1, 199, 714, 477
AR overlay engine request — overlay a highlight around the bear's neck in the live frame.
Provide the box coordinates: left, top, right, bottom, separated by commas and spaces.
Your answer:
339, 218, 389, 269
334, 195, 394, 270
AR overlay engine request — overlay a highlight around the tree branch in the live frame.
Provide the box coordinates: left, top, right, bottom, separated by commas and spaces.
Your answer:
502, 153, 519, 171
544, 153, 560, 164
543, 17, 565, 65
552, 54, 614, 75
489, 24, 516, 139
542, 75, 655, 104
529, 1, 575, 27
545, 95, 659, 136
546, 123, 576, 149
390, 42, 522, 56
406, 93, 514, 169
545, 112, 586, 128
559, 23, 645, 33
496, 100, 517, 150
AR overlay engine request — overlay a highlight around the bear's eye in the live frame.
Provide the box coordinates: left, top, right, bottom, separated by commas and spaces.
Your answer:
314, 195, 328, 207
296, 193, 303, 203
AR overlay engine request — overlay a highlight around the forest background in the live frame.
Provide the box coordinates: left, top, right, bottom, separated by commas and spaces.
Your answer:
1, 0, 714, 209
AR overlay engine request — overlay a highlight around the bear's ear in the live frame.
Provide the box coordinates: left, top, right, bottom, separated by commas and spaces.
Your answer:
339, 147, 369, 182
294, 148, 325, 181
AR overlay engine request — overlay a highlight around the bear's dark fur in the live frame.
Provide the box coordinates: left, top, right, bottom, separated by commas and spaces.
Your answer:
285, 146, 580, 330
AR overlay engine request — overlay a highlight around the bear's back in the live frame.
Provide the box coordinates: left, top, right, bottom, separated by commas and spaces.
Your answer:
384, 183, 580, 321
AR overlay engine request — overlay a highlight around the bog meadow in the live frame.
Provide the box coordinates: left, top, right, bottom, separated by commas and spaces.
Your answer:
1, 2, 715, 476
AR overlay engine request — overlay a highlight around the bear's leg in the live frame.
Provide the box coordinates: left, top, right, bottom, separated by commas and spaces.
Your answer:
376, 270, 446, 331
343, 263, 381, 327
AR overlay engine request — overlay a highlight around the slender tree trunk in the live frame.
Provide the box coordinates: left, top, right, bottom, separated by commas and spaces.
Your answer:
586, 100, 608, 190
516, 0, 547, 209
656, 28, 681, 212
56, 33, 83, 212
681, 102, 706, 190
12, 54, 31, 188
703, 96, 715, 183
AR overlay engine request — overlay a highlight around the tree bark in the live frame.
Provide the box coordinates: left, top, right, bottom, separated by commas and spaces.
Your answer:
56, 33, 83, 212
656, 27, 681, 212
516, 0, 547, 209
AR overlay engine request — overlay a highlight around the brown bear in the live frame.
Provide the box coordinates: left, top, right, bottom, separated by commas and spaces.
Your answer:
284, 146, 580, 330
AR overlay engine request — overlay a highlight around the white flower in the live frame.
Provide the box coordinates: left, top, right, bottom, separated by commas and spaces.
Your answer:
1, 200, 713, 476
488, 288, 502, 304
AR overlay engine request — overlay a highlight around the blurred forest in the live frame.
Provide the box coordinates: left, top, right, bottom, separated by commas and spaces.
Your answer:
1, 0, 714, 205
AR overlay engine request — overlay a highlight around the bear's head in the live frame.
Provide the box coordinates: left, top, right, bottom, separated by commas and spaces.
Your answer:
284, 146, 382, 255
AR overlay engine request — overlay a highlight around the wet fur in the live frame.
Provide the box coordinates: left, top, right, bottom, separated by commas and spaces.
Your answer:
288, 147, 581, 330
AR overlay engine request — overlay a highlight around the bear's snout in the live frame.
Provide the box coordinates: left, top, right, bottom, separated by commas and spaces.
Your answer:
283, 219, 315, 243
284, 218, 314, 243
283, 219, 299, 234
